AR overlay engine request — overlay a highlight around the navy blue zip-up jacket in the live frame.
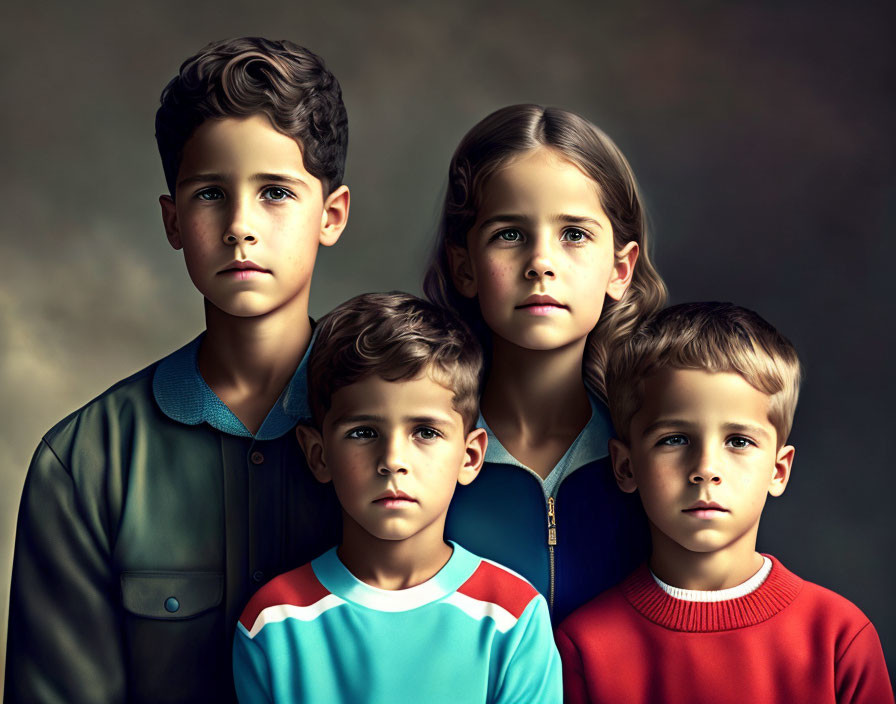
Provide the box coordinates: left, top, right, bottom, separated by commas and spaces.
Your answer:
445, 398, 650, 624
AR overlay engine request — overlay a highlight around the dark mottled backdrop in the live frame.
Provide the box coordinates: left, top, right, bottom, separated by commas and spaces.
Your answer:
2, 0, 894, 694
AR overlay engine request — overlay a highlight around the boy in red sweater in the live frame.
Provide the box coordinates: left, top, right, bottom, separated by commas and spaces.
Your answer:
555, 302, 893, 704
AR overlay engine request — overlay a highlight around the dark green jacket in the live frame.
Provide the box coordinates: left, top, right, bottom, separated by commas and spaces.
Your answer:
5, 337, 341, 703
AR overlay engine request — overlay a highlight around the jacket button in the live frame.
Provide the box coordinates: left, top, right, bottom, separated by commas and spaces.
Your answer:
165, 597, 180, 613
252, 570, 265, 583
250, 451, 264, 465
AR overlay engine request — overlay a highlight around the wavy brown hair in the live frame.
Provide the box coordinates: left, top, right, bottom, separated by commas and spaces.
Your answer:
155, 37, 348, 196
423, 104, 666, 399
307, 292, 483, 432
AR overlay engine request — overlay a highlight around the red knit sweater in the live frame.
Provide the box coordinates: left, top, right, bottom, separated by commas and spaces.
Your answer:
555, 556, 893, 704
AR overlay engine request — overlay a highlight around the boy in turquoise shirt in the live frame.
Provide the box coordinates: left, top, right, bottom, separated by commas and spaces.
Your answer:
6, 37, 349, 703
234, 292, 562, 704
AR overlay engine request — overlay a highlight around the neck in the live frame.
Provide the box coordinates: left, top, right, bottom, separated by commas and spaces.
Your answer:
481, 335, 590, 441
198, 297, 312, 432
648, 525, 764, 591
336, 515, 453, 591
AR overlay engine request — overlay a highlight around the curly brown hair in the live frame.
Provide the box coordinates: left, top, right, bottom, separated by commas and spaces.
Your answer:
307, 292, 483, 432
155, 37, 348, 196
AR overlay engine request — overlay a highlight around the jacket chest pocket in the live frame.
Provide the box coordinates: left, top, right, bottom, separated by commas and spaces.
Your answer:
120, 571, 223, 620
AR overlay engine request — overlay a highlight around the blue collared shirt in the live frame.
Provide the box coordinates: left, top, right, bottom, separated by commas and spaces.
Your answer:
152, 333, 312, 440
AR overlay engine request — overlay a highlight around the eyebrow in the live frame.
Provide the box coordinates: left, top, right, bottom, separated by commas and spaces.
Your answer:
721, 422, 772, 440
641, 419, 772, 440
478, 213, 604, 230
177, 172, 310, 189
334, 414, 455, 426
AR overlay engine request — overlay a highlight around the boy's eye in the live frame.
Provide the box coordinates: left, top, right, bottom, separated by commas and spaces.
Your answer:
658, 434, 688, 447
414, 427, 442, 441
561, 227, 588, 242
196, 187, 224, 201
262, 186, 292, 201
346, 427, 377, 440
727, 436, 754, 449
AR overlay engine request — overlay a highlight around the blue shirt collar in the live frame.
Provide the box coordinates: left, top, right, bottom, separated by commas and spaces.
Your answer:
478, 393, 615, 493
152, 332, 312, 441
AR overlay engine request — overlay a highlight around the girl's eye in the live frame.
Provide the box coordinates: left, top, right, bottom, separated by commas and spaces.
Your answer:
561, 228, 588, 242
727, 436, 754, 449
414, 427, 441, 441
494, 229, 523, 243
346, 427, 377, 440
262, 186, 292, 201
658, 434, 688, 447
196, 187, 224, 201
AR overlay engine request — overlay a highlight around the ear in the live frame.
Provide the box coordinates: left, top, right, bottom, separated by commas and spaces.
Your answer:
447, 244, 477, 299
296, 425, 331, 483
605, 241, 639, 301
457, 427, 488, 486
319, 185, 350, 247
767, 444, 794, 497
609, 438, 638, 493
159, 195, 182, 250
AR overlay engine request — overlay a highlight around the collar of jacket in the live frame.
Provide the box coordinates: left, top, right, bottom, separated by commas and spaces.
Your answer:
478, 392, 614, 470
152, 331, 314, 441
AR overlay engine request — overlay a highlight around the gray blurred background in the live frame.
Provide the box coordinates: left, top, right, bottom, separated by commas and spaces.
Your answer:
2, 0, 894, 695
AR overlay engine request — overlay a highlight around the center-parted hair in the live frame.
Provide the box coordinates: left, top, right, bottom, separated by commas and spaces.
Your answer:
307, 292, 484, 432
424, 104, 667, 399
606, 302, 802, 445
155, 36, 348, 196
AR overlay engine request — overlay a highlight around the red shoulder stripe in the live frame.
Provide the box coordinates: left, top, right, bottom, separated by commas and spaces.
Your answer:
238, 563, 329, 629
456, 560, 539, 619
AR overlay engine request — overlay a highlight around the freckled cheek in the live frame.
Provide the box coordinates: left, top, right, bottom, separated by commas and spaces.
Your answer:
477, 265, 517, 305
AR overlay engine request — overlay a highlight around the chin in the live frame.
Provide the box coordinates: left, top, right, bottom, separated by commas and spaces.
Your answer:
369, 529, 416, 542
206, 296, 280, 319
494, 329, 580, 352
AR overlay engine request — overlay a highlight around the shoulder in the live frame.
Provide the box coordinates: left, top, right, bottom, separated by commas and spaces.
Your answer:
455, 557, 542, 623
763, 556, 883, 659
238, 562, 337, 638
787, 566, 873, 630
42, 359, 162, 449
556, 580, 630, 640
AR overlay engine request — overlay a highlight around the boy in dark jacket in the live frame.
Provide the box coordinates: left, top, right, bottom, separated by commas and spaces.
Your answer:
5, 37, 349, 703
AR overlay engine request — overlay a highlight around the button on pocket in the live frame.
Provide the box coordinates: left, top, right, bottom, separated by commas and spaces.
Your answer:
120, 572, 223, 620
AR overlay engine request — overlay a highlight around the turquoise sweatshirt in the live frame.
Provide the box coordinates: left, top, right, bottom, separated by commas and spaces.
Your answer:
233, 542, 561, 703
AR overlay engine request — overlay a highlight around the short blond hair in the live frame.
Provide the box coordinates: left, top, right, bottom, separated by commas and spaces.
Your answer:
606, 302, 802, 445
308, 292, 483, 432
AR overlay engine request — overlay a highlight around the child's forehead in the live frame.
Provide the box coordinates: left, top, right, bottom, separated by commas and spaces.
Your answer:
637, 368, 772, 424
477, 146, 604, 215
327, 371, 460, 421
177, 114, 311, 181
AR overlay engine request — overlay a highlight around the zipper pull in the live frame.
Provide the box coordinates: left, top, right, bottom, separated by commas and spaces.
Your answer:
547, 496, 557, 546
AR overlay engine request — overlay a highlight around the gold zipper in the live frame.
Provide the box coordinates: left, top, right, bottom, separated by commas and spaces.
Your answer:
547, 496, 557, 610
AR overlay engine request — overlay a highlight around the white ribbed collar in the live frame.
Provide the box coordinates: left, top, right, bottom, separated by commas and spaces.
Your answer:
650, 556, 773, 602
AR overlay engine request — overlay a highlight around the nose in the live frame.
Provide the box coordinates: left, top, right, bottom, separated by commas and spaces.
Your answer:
689, 446, 722, 485
524, 234, 555, 280
223, 199, 258, 245
377, 435, 409, 476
